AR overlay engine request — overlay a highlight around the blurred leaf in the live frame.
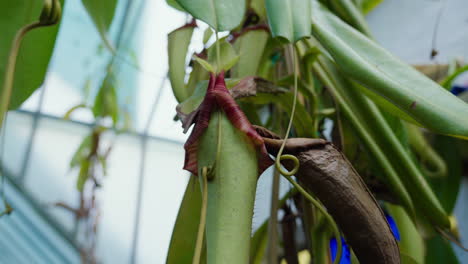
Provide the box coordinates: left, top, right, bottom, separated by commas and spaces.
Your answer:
386, 204, 425, 264
70, 135, 92, 169
265, 0, 311, 42
245, 92, 315, 137
425, 235, 459, 264
231, 29, 269, 78
82, 0, 117, 52
203, 28, 213, 45
168, 24, 196, 103
440, 65, 468, 90
166, 176, 203, 264
207, 38, 240, 72
77, 159, 90, 192
430, 135, 463, 213
93, 71, 119, 124
0, 0, 64, 109
174, 0, 245, 31
166, 0, 186, 11
250, 0, 267, 19
353, 0, 383, 14
329, 0, 373, 37
193, 55, 216, 73
177, 78, 246, 116
187, 61, 210, 94
311, 1, 468, 139
250, 221, 268, 264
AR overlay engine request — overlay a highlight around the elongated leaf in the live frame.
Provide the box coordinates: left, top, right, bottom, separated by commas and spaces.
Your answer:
311, 1, 468, 138
265, 0, 311, 42
82, 0, 117, 51
232, 29, 269, 78
174, 0, 245, 31
0, 0, 64, 109
166, 176, 203, 264
168, 24, 195, 103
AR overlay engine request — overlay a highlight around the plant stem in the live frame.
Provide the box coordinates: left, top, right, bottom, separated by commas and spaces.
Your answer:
0, 22, 42, 130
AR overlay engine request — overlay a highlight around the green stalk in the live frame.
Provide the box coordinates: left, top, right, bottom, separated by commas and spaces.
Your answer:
0, 22, 42, 128
197, 111, 258, 263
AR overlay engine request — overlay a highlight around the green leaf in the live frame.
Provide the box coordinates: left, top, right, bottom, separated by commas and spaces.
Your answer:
250, 221, 268, 264
248, 92, 315, 137
166, 176, 203, 264
0, 0, 64, 109
93, 70, 119, 124
311, 1, 468, 139
207, 39, 240, 72
386, 204, 425, 264
265, 0, 311, 42
203, 28, 213, 44
82, 0, 117, 52
193, 55, 216, 73
166, 0, 186, 11
168, 24, 195, 103
440, 64, 468, 90
174, 0, 246, 32
329, 0, 373, 37
250, 0, 267, 19
231, 29, 269, 78
425, 235, 460, 264
353, 0, 383, 14
430, 135, 463, 213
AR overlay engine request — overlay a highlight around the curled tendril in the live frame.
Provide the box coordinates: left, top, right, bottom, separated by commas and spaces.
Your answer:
274, 44, 300, 177
275, 44, 342, 264
40, 0, 62, 25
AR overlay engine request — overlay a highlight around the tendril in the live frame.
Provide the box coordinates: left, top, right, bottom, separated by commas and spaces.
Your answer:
193, 167, 209, 264
275, 44, 342, 264
274, 44, 300, 176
